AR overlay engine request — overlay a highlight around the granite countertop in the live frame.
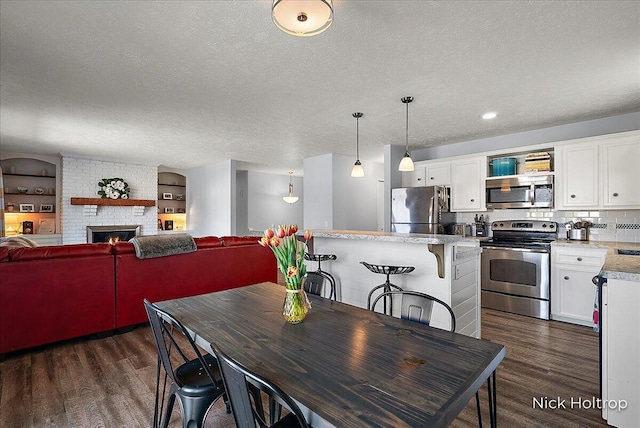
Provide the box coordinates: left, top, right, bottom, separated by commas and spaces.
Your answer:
551, 240, 640, 282
311, 229, 480, 245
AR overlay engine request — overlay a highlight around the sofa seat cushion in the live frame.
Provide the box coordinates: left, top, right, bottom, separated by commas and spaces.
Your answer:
10, 243, 113, 261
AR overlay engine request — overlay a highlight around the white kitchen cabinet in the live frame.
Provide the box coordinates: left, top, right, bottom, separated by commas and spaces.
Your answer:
602, 138, 640, 207
602, 277, 640, 427
424, 163, 451, 186
401, 167, 426, 187
450, 156, 485, 212
551, 245, 606, 326
556, 143, 599, 209
555, 130, 639, 210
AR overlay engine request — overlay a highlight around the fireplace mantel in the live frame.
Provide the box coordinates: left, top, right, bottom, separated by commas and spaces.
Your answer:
70, 197, 155, 216
70, 198, 155, 206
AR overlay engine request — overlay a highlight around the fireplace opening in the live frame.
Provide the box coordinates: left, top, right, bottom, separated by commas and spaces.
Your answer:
87, 225, 141, 243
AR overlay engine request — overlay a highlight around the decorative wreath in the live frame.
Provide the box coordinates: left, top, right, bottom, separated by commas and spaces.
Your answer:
98, 178, 131, 199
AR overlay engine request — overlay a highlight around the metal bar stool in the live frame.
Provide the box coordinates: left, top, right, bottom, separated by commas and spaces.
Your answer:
361, 262, 415, 315
304, 253, 337, 300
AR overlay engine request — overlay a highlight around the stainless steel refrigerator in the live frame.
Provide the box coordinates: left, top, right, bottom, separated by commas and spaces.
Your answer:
391, 187, 454, 234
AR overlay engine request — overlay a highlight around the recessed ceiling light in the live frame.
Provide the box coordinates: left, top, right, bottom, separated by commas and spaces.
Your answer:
482, 112, 497, 120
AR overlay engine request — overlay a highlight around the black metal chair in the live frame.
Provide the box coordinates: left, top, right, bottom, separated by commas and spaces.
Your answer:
303, 253, 337, 300
361, 261, 414, 315
369, 290, 485, 427
211, 344, 310, 428
144, 299, 229, 428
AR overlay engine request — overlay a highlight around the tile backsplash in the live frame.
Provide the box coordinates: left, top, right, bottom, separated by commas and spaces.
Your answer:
455, 209, 640, 243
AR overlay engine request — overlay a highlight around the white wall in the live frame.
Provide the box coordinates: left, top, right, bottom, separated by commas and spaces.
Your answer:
304, 153, 383, 231
236, 170, 249, 235
383, 145, 407, 232
61, 157, 157, 244
304, 154, 333, 229
247, 171, 303, 232
186, 159, 235, 237
332, 155, 382, 231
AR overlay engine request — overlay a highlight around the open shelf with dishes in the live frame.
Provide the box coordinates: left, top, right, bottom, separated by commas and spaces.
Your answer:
157, 172, 187, 232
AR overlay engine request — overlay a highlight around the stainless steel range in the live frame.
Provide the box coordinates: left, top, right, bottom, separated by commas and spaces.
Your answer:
480, 220, 558, 319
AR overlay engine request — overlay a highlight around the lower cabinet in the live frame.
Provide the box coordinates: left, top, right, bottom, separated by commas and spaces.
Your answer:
550, 245, 607, 326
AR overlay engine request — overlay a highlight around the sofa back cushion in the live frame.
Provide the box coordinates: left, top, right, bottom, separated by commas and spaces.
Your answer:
194, 236, 223, 249
0, 247, 9, 263
221, 236, 260, 247
10, 243, 113, 261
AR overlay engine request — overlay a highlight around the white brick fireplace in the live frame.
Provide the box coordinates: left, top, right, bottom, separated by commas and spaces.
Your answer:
61, 157, 157, 244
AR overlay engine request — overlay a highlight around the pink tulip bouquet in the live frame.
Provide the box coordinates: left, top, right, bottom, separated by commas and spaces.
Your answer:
259, 224, 313, 323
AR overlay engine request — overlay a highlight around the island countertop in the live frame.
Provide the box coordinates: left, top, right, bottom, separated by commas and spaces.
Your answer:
551, 240, 640, 281
311, 229, 480, 245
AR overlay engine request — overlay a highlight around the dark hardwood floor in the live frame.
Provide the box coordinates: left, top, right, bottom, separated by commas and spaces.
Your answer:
0, 309, 606, 427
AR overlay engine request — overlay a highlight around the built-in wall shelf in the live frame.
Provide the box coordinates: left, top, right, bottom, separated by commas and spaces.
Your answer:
485, 171, 555, 181
70, 198, 155, 206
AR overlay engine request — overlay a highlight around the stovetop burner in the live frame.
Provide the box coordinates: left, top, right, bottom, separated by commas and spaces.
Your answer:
481, 220, 558, 250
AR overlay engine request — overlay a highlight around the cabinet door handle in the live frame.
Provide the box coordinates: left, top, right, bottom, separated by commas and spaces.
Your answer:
417, 178, 422, 181
577, 257, 583, 261
430, 177, 435, 180
570, 194, 576, 198
613, 192, 619, 197
470, 199, 475, 202
564, 276, 570, 280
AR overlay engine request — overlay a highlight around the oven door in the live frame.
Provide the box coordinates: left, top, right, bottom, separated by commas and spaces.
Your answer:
481, 246, 550, 299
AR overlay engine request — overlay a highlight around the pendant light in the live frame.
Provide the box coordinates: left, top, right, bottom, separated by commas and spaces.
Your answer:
351, 112, 364, 178
398, 96, 415, 172
283, 172, 299, 204
272, 0, 334, 37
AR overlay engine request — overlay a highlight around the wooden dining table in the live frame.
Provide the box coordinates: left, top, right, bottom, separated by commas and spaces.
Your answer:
155, 281, 505, 427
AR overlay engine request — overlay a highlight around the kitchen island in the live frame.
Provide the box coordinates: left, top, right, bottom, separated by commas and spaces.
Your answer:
596, 242, 640, 428
310, 230, 482, 338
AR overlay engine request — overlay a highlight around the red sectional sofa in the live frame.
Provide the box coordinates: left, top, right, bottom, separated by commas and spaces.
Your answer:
0, 236, 276, 355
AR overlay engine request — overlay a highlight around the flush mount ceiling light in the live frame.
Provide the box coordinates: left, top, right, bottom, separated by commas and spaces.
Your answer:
272, 0, 333, 37
482, 111, 497, 120
398, 96, 415, 172
351, 112, 364, 178
283, 171, 299, 204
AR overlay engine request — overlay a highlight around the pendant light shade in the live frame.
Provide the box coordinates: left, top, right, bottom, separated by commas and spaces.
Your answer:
351, 112, 365, 178
272, 0, 333, 37
398, 96, 415, 172
283, 171, 299, 204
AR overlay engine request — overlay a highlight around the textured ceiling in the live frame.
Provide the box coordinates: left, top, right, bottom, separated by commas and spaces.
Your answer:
1, 1, 639, 175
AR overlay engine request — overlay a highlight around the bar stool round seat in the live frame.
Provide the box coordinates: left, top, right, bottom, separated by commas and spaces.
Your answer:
361, 261, 415, 315
304, 253, 337, 300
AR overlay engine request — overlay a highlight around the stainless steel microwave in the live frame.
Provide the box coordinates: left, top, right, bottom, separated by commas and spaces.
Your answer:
486, 175, 553, 209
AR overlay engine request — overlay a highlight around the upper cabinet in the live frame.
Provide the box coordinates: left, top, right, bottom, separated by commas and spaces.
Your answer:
425, 163, 451, 186
556, 143, 599, 208
402, 167, 426, 187
450, 156, 485, 212
555, 131, 639, 210
601, 137, 640, 207
401, 162, 451, 187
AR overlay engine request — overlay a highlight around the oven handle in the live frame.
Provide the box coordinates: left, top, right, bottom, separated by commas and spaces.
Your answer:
482, 245, 550, 254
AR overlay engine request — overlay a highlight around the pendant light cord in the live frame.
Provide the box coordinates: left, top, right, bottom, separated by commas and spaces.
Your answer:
405, 100, 409, 152
356, 115, 360, 160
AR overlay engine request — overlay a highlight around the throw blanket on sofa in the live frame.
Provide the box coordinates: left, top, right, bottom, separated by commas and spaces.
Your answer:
130, 233, 196, 259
